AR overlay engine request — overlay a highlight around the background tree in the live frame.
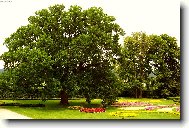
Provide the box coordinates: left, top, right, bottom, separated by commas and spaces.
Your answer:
119, 32, 151, 98
119, 32, 180, 98
0, 4, 124, 105
148, 34, 180, 98
0, 71, 11, 99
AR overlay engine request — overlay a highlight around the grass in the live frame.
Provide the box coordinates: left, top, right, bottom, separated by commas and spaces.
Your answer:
0, 97, 180, 119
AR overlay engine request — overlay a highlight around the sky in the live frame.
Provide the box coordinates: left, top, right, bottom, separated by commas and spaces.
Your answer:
0, 0, 180, 69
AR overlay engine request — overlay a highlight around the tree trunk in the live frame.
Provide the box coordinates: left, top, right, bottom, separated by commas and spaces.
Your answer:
135, 88, 138, 98
139, 88, 143, 98
60, 90, 69, 105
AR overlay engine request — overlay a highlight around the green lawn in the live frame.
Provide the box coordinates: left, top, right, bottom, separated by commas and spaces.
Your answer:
0, 98, 180, 119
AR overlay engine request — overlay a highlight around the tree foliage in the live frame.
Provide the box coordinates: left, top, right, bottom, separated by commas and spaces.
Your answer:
148, 34, 180, 98
119, 32, 180, 98
0, 4, 124, 105
0, 71, 11, 99
119, 32, 151, 98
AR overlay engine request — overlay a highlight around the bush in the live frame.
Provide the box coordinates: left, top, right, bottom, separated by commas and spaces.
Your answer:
0, 102, 45, 107
0, 103, 20, 106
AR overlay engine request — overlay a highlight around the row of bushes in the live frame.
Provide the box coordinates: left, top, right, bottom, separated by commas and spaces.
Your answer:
0, 102, 45, 107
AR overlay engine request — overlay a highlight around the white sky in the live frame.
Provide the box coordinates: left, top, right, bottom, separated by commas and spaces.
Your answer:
0, 0, 180, 69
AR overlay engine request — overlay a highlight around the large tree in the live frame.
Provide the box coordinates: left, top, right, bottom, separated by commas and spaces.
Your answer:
0, 4, 124, 105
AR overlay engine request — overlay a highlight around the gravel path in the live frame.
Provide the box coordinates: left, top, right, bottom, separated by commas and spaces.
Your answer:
0, 108, 31, 119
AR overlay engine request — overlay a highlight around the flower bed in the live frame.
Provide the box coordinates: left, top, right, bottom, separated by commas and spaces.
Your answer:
109, 111, 138, 118
145, 106, 157, 110
111, 101, 152, 107
109, 109, 180, 119
80, 108, 105, 113
68, 106, 83, 110
118, 107, 145, 110
110, 109, 180, 116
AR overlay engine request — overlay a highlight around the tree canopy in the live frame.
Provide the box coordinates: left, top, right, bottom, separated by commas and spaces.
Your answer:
148, 34, 180, 98
119, 32, 180, 98
0, 4, 180, 103
0, 4, 124, 105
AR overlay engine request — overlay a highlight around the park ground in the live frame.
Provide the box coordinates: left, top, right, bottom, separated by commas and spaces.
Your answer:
0, 108, 31, 119
0, 97, 180, 119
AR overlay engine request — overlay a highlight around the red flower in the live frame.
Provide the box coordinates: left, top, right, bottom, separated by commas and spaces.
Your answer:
80, 108, 105, 113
